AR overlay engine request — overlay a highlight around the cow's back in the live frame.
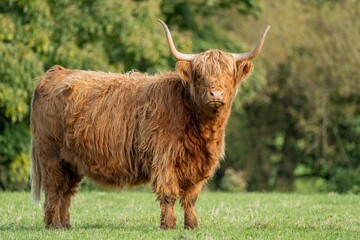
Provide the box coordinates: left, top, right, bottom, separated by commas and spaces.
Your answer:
31, 66, 159, 186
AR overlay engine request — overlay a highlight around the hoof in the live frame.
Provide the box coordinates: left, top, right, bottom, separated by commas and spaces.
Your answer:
184, 223, 198, 229
63, 223, 72, 229
160, 224, 176, 230
45, 224, 63, 229
45, 224, 70, 229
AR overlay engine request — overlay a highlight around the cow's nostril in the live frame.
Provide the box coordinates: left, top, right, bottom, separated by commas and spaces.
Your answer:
210, 91, 215, 96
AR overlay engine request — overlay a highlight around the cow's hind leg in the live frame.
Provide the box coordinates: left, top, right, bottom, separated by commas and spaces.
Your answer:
34, 139, 65, 229
37, 136, 83, 229
42, 161, 68, 229
59, 162, 83, 228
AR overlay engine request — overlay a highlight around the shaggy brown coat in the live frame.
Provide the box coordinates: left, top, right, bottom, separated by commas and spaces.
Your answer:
30, 50, 253, 229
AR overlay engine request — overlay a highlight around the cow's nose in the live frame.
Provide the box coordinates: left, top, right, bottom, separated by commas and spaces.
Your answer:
209, 90, 224, 101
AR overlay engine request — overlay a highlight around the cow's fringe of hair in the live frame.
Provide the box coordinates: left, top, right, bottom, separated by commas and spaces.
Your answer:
193, 50, 236, 82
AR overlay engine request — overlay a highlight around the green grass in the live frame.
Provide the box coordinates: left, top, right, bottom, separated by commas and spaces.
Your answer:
0, 191, 359, 239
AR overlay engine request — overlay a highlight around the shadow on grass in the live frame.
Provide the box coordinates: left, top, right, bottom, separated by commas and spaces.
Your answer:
0, 224, 43, 231
0, 223, 161, 233
75, 222, 159, 231
0, 219, 160, 233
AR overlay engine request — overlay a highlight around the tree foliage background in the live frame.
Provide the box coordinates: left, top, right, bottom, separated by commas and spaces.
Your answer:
0, 0, 359, 193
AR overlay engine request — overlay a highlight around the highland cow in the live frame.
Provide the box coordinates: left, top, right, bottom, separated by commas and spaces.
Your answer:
30, 20, 270, 229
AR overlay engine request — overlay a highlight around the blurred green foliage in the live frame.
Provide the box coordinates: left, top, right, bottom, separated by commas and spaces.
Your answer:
0, 0, 358, 193
219, 168, 247, 192
223, 0, 360, 193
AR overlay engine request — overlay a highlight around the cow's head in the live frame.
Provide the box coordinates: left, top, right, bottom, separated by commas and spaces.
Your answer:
159, 20, 270, 119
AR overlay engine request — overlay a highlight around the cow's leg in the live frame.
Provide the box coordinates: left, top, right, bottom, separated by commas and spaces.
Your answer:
152, 169, 179, 229
59, 162, 83, 228
159, 194, 177, 229
180, 184, 203, 229
43, 191, 62, 228
43, 176, 67, 229
38, 143, 68, 229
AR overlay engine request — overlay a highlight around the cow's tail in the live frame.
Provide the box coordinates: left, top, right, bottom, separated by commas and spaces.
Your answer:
30, 139, 41, 203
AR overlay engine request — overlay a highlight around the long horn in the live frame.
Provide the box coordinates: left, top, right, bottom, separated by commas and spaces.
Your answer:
158, 19, 196, 61
232, 25, 271, 61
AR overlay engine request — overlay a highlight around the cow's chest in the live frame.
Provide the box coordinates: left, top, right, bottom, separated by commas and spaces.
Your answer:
175, 138, 223, 190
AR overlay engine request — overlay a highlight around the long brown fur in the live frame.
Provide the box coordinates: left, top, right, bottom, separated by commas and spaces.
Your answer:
30, 50, 253, 229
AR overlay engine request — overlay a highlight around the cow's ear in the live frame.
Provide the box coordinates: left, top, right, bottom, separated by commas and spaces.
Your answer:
235, 60, 254, 84
176, 61, 192, 84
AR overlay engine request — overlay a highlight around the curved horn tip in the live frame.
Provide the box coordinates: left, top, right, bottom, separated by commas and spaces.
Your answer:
157, 19, 166, 28
231, 25, 271, 61
262, 25, 271, 39
157, 18, 196, 62
265, 25, 271, 33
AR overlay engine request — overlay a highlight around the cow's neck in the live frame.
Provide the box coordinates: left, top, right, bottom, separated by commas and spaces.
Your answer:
191, 105, 231, 157
195, 111, 228, 149
194, 104, 231, 135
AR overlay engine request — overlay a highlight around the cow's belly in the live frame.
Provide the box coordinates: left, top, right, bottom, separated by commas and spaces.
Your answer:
90, 159, 151, 187
87, 170, 150, 188
62, 149, 151, 188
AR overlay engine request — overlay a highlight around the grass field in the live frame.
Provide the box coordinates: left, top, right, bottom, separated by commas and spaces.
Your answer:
0, 191, 359, 239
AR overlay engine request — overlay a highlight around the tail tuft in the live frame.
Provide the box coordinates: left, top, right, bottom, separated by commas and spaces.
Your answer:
30, 140, 41, 203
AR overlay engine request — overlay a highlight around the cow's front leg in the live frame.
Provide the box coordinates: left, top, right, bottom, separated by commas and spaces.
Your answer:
181, 195, 198, 229
159, 195, 177, 229
180, 184, 202, 229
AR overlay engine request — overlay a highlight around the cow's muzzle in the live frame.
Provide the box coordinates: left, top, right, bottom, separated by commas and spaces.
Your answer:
208, 90, 224, 102
206, 90, 225, 111
207, 101, 225, 109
